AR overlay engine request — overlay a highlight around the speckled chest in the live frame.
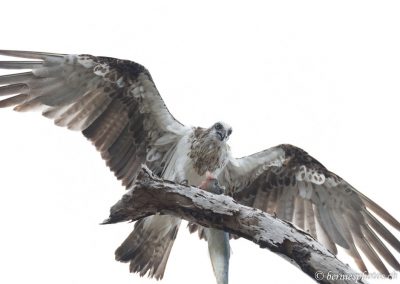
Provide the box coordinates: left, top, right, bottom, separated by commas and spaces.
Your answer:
188, 130, 227, 177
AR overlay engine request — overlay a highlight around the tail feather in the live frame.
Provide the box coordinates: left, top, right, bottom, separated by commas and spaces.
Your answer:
152, 226, 178, 278
115, 215, 181, 280
188, 222, 207, 240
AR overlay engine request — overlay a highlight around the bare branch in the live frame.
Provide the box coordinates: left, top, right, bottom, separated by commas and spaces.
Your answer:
102, 166, 366, 284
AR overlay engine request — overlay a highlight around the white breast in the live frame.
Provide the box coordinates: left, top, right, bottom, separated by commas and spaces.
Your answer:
161, 130, 224, 187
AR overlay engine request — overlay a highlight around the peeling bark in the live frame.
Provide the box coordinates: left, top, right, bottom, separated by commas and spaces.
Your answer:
102, 166, 367, 284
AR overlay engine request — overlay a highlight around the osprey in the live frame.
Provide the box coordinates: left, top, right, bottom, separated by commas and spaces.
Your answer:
0, 50, 399, 283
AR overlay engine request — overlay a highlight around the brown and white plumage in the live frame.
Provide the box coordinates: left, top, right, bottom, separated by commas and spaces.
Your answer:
0, 50, 190, 280
0, 50, 186, 186
1, 50, 399, 282
219, 144, 400, 276
0, 50, 233, 280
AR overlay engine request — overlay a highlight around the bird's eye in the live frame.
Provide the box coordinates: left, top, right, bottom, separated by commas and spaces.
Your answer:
227, 128, 232, 136
215, 123, 223, 130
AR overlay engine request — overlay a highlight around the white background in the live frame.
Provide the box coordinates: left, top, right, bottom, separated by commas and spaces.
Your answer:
0, 1, 399, 283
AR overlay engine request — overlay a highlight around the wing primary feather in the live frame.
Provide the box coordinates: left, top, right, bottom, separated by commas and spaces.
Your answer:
0, 72, 34, 85
0, 83, 29, 96
10, 79, 68, 112
354, 233, 390, 276
0, 61, 43, 69
16, 80, 67, 109
0, 94, 28, 108
363, 211, 400, 253
345, 244, 367, 274
359, 192, 400, 230
42, 104, 72, 119
345, 213, 392, 276
334, 213, 370, 272
0, 50, 65, 59
362, 225, 400, 271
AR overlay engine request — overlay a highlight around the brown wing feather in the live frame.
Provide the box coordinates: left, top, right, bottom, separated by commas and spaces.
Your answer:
222, 144, 400, 276
0, 50, 185, 187
0, 50, 187, 279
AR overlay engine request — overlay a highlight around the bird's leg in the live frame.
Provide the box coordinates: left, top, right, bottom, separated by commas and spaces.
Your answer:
199, 171, 225, 195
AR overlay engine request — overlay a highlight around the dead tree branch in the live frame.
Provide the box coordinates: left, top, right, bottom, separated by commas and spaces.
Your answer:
102, 166, 366, 284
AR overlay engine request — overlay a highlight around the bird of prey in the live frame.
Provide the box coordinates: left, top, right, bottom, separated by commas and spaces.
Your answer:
0, 50, 399, 283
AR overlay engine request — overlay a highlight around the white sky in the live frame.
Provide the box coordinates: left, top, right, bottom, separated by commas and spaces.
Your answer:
0, 1, 399, 283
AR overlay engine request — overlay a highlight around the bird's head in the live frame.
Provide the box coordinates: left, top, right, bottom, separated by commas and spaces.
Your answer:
209, 121, 232, 142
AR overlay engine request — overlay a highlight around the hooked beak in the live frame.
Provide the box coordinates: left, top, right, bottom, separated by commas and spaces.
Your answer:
216, 130, 226, 141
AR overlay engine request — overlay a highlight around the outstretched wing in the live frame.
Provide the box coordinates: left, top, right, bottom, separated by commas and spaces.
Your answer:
0, 50, 187, 188
219, 144, 400, 276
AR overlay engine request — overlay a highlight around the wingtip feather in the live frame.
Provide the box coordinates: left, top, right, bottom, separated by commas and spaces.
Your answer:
359, 192, 400, 230
0, 50, 65, 59
0, 94, 28, 108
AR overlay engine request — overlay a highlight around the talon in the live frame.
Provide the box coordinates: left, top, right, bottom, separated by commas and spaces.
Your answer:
199, 176, 225, 195
214, 183, 225, 195
180, 179, 189, 186
210, 180, 225, 195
